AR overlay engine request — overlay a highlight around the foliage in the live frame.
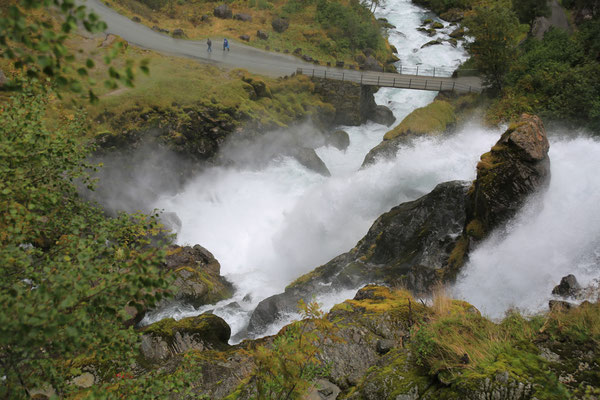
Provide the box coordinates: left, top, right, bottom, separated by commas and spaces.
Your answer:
0, 0, 148, 102
489, 25, 600, 129
383, 100, 455, 140
512, 0, 550, 25
239, 300, 340, 400
315, 0, 383, 52
463, 0, 521, 90
0, 88, 171, 398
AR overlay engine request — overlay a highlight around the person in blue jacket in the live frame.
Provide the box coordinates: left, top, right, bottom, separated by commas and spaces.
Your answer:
223, 38, 230, 51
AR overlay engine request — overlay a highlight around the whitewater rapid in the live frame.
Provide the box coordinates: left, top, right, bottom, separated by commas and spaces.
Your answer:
142, 0, 600, 337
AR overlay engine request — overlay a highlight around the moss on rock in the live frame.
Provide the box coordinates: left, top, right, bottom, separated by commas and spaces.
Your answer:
383, 100, 456, 141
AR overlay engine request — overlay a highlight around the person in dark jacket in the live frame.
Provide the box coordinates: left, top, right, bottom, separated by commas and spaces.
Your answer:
207, 38, 212, 52
223, 38, 229, 51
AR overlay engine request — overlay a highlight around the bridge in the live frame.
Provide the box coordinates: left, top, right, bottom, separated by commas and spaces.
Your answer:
81, 0, 483, 94
296, 66, 483, 93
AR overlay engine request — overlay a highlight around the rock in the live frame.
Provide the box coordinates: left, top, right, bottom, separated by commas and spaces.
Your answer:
465, 114, 550, 238
376, 339, 395, 354
151, 25, 169, 34
312, 78, 377, 126
325, 129, 350, 151
336, 60, 345, 68
248, 181, 469, 334
440, 8, 465, 22
239, 34, 250, 42
449, 26, 465, 38
552, 274, 582, 297
200, 14, 210, 22
549, 300, 575, 311
140, 314, 231, 363
71, 372, 95, 388
293, 47, 302, 55
163, 244, 234, 307
371, 105, 396, 127
0, 69, 7, 87
272, 17, 289, 33
446, 114, 551, 274
301, 54, 313, 62
362, 56, 383, 72
447, 38, 458, 47
233, 13, 252, 22
256, 30, 269, 40
421, 39, 443, 48
172, 28, 185, 38
431, 21, 444, 29
213, 4, 232, 19
377, 17, 396, 29
159, 211, 181, 233
305, 379, 341, 400
242, 75, 272, 99
131, 16, 141, 23
288, 147, 330, 176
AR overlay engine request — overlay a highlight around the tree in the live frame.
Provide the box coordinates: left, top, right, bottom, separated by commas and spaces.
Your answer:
0, 89, 172, 398
0, 0, 148, 102
464, 0, 521, 90
513, 0, 551, 26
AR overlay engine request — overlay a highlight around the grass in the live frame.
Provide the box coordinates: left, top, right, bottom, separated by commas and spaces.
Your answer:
49, 33, 329, 136
104, 0, 394, 67
383, 100, 456, 140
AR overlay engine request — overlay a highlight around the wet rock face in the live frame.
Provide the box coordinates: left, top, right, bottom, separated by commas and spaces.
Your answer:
140, 314, 231, 363
372, 105, 396, 127
552, 274, 582, 297
248, 181, 469, 335
312, 78, 377, 126
465, 114, 550, 240
164, 245, 234, 307
287, 147, 331, 176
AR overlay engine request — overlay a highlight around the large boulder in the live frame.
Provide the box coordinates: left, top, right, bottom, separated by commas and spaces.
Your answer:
164, 244, 234, 307
213, 4, 232, 19
552, 274, 582, 298
140, 314, 231, 363
371, 105, 396, 127
447, 114, 550, 274
325, 129, 350, 151
272, 17, 289, 33
288, 147, 331, 176
233, 13, 252, 22
248, 181, 469, 335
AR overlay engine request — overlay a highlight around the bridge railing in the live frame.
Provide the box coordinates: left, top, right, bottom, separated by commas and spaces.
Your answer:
295, 68, 481, 93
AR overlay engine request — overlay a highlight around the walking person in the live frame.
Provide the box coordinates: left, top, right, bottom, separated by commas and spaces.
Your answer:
207, 38, 212, 52
223, 38, 229, 51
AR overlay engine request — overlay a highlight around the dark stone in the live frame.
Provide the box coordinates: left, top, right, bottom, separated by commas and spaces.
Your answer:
301, 54, 313, 62
376, 339, 395, 354
132, 16, 141, 23
233, 13, 252, 22
152, 25, 169, 34
431, 21, 444, 29
256, 30, 269, 40
336, 60, 345, 68
552, 274, 581, 297
421, 39, 443, 48
213, 4, 232, 19
248, 181, 469, 335
288, 147, 330, 176
200, 14, 210, 22
449, 26, 465, 38
272, 17, 289, 33
293, 47, 302, 55
371, 105, 396, 127
325, 129, 350, 151
172, 28, 185, 38
283, 49, 289, 54
239, 34, 250, 42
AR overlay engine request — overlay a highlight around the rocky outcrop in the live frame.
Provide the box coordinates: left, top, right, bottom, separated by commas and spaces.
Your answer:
140, 314, 231, 363
446, 114, 551, 274
552, 274, 582, 297
372, 105, 396, 127
233, 13, 252, 22
312, 78, 378, 126
164, 244, 234, 307
325, 129, 350, 151
287, 147, 331, 176
213, 4, 232, 19
248, 181, 469, 335
271, 17, 289, 33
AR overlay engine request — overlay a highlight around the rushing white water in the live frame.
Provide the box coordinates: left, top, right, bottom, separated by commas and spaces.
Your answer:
141, 0, 473, 337
453, 134, 600, 318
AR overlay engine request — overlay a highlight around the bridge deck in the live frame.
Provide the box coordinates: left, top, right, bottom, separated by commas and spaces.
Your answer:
296, 68, 483, 94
